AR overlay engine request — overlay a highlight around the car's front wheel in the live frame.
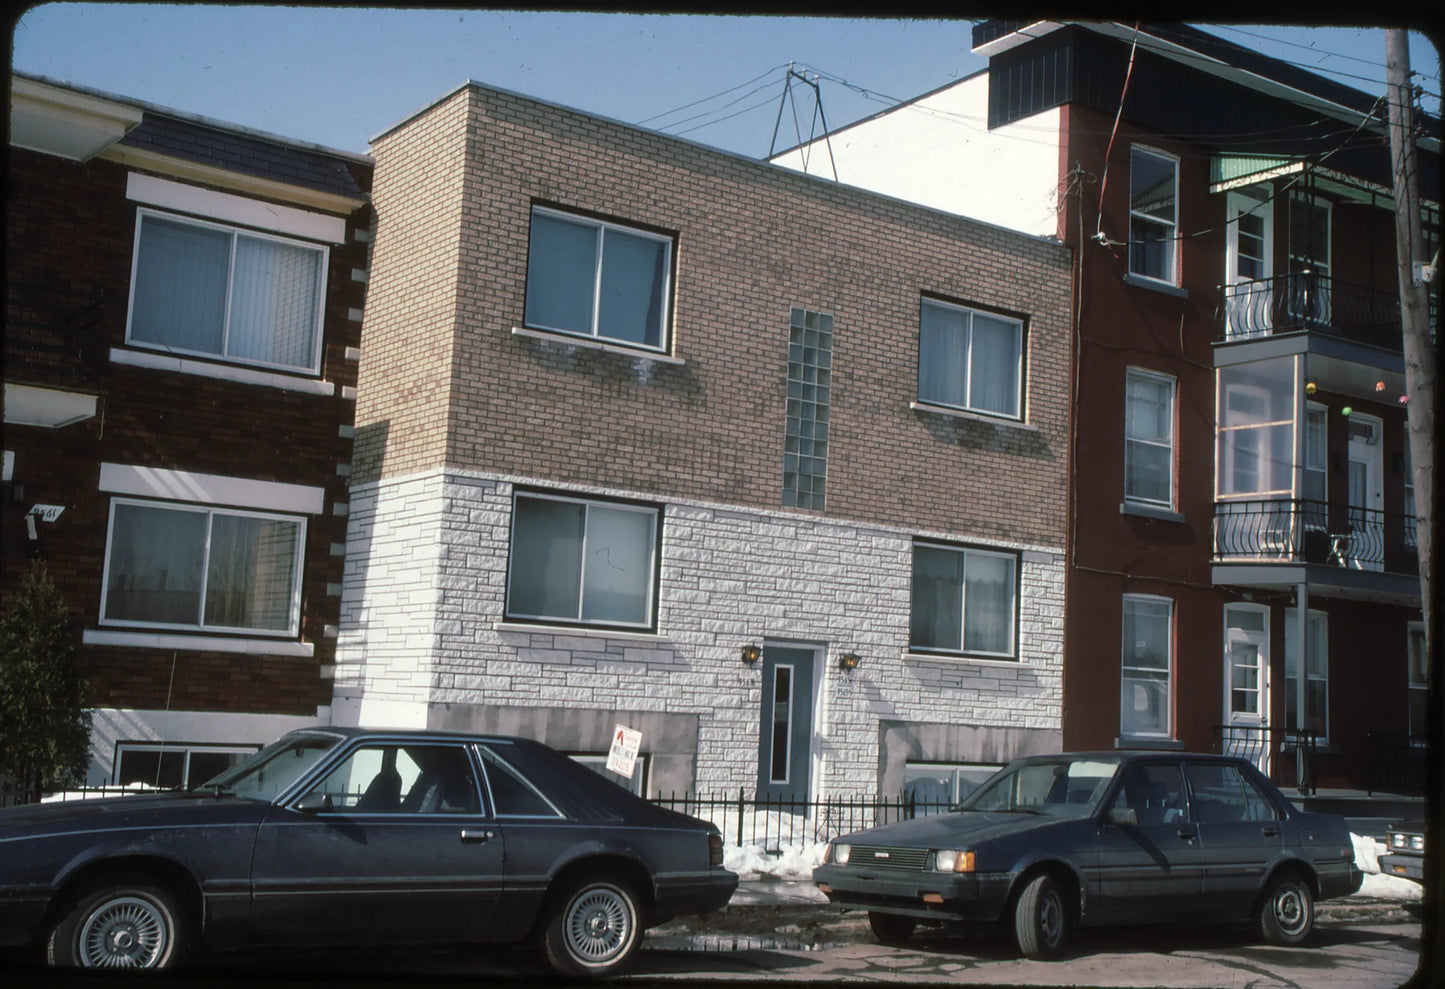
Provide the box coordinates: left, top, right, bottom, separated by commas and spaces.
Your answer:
867, 911, 917, 945
47, 878, 184, 969
541, 878, 642, 978
1256, 874, 1314, 945
1013, 873, 1067, 959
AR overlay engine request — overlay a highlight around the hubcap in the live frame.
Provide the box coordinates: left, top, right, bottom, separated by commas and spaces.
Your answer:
1274, 885, 1307, 934
79, 896, 168, 968
566, 887, 632, 963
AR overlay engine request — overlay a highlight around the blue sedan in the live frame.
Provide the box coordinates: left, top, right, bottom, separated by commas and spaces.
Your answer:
0, 727, 736, 977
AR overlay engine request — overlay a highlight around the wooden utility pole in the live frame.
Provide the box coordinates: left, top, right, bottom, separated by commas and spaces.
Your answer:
1385, 30, 1435, 647
1384, 29, 1438, 982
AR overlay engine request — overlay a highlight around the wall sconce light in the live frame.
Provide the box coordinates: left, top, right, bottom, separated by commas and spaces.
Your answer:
740, 644, 761, 666
1304, 379, 1318, 396
838, 652, 861, 672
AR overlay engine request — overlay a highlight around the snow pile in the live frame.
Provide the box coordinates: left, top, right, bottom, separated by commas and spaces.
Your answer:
724, 833, 1423, 901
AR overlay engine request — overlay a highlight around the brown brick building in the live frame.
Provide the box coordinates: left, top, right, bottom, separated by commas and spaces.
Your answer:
334, 81, 1074, 801
4, 73, 373, 787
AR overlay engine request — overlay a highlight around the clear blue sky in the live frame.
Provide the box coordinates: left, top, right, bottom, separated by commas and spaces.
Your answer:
10, 6, 1442, 158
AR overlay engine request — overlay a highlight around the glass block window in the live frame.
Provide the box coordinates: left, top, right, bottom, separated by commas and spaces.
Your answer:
783, 308, 832, 510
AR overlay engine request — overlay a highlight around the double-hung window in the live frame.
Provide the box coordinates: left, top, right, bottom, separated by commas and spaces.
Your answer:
101, 499, 305, 636
917, 297, 1024, 419
128, 210, 327, 374
1121, 594, 1173, 737
1129, 147, 1179, 284
909, 542, 1018, 658
1124, 368, 1175, 507
506, 491, 660, 629
524, 206, 673, 351
1403, 426, 1417, 549
1407, 622, 1427, 741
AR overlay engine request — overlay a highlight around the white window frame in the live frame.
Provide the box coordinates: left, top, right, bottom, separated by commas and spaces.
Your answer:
1124, 367, 1176, 509
112, 741, 259, 788
908, 541, 1020, 660
523, 205, 673, 353
1120, 594, 1174, 739
902, 761, 1004, 806
1284, 607, 1329, 743
125, 208, 329, 375
504, 490, 661, 631
99, 497, 306, 638
916, 297, 1025, 421
567, 753, 648, 797
1128, 146, 1179, 285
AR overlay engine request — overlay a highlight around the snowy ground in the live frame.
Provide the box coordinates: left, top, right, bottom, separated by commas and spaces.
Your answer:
725, 832, 1423, 902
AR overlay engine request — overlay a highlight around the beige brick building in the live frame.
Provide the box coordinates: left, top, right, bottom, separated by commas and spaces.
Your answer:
335, 81, 1073, 803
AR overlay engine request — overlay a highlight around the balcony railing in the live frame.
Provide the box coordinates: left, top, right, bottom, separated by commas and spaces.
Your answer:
1218, 272, 1420, 351
1213, 498, 1417, 571
1213, 724, 1318, 795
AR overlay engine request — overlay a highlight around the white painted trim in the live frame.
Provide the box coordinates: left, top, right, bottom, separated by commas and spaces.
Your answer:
99, 462, 325, 514
126, 172, 347, 243
901, 652, 1027, 668
109, 347, 335, 395
511, 326, 685, 365
909, 402, 1036, 431
83, 629, 315, 656
493, 621, 672, 644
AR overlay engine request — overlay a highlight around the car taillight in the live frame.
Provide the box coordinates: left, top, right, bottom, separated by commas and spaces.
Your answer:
708, 832, 724, 867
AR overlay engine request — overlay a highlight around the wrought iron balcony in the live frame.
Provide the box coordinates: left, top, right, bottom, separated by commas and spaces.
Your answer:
1213, 497, 1417, 571
1217, 272, 1424, 351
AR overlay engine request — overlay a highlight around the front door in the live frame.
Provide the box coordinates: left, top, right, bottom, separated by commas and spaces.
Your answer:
1347, 413, 1383, 571
1225, 190, 1273, 338
756, 646, 816, 802
1223, 604, 1270, 775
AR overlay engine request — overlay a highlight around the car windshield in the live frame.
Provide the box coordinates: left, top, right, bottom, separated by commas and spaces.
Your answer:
959, 757, 1120, 818
199, 732, 342, 802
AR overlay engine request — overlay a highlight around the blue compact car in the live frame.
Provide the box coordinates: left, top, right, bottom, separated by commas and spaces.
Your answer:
814, 751, 1361, 958
0, 727, 736, 976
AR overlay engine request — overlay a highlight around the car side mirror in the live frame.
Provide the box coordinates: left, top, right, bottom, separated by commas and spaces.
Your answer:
1106, 807, 1137, 827
295, 792, 333, 814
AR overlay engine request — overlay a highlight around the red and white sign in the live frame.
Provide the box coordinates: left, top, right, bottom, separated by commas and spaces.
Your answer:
606, 724, 642, 778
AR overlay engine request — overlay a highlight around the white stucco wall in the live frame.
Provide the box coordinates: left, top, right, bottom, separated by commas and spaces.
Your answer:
770, 75, 1063, 239
333, 468, 1064, 796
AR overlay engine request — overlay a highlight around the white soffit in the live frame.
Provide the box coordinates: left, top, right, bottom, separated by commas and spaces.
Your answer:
98, 462, 325, 514
2, 383, 99, 428
9, 76, 144, 161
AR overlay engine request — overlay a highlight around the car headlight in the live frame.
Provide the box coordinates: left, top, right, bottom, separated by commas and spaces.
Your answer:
1411, 836, 1425, 851
829, 843, 851, 865
933, 849, 976, 873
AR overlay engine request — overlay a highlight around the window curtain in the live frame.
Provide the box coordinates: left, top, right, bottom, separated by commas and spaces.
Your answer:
910, 546, 964, 651
525, 212, 599, 335
968, 313, 1020, 416
105, 503, 207, 624
131, 217, 230, 355
962, 553, 1014, 654
597, 228, 667, 347
229, 235, 321, 369
579, 505, 654, 624
204, 514, 299, 631
918, 302, 969, 408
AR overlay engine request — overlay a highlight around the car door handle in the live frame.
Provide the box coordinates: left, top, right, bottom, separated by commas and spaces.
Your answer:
460, 829, 495, 844
1261, 826, 1280, 837
1177, 829, 1197, 841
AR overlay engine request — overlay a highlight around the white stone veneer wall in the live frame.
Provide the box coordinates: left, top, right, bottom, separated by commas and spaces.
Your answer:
333, 468, 1064, 795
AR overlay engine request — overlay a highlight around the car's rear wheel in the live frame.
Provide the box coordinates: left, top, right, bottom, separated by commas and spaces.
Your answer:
867, 911, 916, 945
47, 878, 184, 969
1013, 873, 1066, 959
1256, 874, 1314, 945
541, 878, 641, 978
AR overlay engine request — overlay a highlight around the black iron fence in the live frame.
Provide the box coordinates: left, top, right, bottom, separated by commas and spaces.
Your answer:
1366, 732, 1427, 796
1213, 724, 1318, 795
1217, 272, 1422, 351
1213, 498, 1415, 571
651, 790, 950, 850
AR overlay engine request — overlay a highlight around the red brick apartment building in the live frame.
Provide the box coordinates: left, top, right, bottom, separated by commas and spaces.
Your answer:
4, 73, 373, 787
776, 21, 1437, 796
332, 80, 1074, 800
